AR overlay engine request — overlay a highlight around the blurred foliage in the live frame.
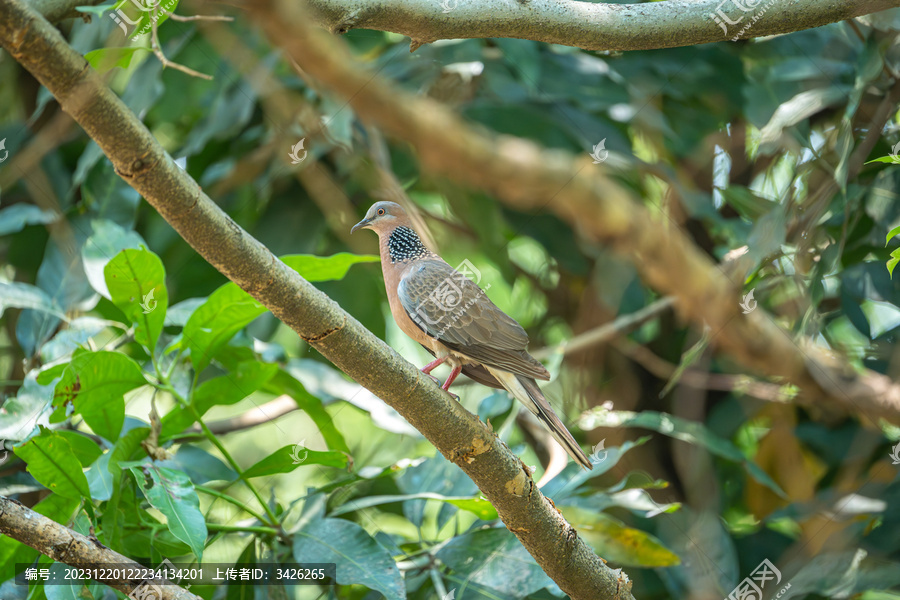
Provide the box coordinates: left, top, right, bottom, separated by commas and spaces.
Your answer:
2, 3, 900, 600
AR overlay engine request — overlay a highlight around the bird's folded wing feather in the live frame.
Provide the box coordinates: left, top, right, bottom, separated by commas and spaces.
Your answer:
398, 260, 550, 380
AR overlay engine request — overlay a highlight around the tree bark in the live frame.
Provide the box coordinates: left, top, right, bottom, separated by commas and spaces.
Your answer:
301, 0, 900, 52
0, 1, 634, 598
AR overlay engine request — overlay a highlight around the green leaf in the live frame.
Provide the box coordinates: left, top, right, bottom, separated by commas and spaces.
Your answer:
268, 371, 350, 454
888, 248, 900, 279
866, 156, 900, 165
281, 253, 379, 282
329, 493, 498, 521
579, 409, 785, 497
161, 360, 278, 438
241, 444, 348, 479
293, 518, 404, 600
125, 462, 208, 560
54, 430, 102, 467
84, 47, 149, 72
184, 283, 265, 372
0, 204, 57, 236
0, 282, 66, 320
227, 541, 257, 600
559, 506, 680, 567
104, 248, 168, 350
885, 224, 900, 246
15, 428, 91, 499
53, 350, 146, 441
436, 528, 552, 597
659, 327, 712, 398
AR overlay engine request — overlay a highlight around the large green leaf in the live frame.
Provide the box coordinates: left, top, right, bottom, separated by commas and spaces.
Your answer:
268, 371, 350, 454
124, 461, 207, 560
184, 283, 265, 372
54, 430, 102, 467
579, 409, 785, 497
559, 505, 680, 567
281, 253, 379, 282
52, 350, 146, 441
15, 428, 91, 499
160, 360, 278, 438
293, 518, 405, 600
241, 444, 348, 479
435, 528, 553, 598
84, 47, 149, 72
104, 247, 168, 350
0, 282, 66, 320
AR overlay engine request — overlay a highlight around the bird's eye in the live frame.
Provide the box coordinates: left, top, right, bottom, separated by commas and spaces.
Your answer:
377, 208, 385, 216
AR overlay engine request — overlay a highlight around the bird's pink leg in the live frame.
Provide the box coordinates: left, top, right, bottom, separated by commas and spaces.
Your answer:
441, 365, 462, 391
421, 356, 448, 374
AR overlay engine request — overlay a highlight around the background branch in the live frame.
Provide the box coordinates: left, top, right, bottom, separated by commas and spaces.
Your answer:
303, 0, 900, 52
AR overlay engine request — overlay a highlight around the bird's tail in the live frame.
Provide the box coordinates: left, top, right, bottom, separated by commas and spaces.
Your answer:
485, 367, 593, 470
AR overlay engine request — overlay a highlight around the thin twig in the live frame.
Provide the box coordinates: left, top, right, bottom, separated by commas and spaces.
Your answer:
169, 13, 233, 22
150, 6, 212, 80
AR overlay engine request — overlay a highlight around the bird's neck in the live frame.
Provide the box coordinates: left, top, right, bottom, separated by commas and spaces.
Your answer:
384, 225, 434, 263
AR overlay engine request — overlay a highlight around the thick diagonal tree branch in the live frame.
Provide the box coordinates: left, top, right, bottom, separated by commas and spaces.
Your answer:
249, 0, 900, 426
0, 1, 632, 598
303, 0, 900, 52
0, 496, 200, 600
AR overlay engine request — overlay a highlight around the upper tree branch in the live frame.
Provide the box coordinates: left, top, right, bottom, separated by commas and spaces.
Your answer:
0, 1, 632, 598
303, 0, 900, 52
248, 0, 900, 426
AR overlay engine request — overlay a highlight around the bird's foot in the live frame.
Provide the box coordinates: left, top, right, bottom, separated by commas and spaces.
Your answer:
422, 372, 440, 385
443, 389, 460, 401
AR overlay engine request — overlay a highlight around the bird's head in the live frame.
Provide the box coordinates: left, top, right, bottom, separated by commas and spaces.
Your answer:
351, 201, 408, 235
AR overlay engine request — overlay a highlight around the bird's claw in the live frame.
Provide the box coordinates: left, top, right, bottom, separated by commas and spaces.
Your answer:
444, 389, 459, 401
422, 372, 440, 385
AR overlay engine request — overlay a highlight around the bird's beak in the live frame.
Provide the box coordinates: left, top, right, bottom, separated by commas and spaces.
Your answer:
351, 218, 371, 234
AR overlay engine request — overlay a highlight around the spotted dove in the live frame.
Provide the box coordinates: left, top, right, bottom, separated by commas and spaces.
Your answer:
352, 201, 592, 469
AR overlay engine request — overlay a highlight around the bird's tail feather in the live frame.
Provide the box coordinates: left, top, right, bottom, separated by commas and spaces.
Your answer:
485, 367, 593, 470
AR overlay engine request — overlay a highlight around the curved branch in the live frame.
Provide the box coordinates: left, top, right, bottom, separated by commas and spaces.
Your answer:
0, 496, 199, 600
246, 0, 900, 426
304, 0, 900, 52
0, 1, 632, 598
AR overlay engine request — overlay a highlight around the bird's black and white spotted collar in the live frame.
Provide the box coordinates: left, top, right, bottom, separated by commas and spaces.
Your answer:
388, 226, 433, 263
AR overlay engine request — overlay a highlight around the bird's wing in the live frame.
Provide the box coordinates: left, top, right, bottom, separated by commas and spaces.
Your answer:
398, 260, 549, 380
